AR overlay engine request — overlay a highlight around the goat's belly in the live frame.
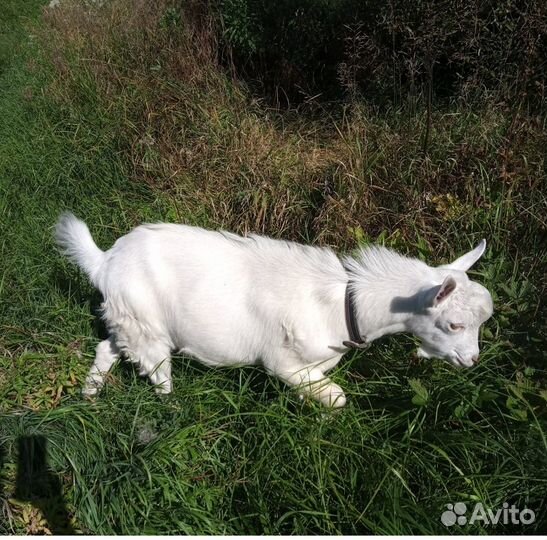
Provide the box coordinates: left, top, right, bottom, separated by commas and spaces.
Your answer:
176, 344, 259, 368
173, 320, 264, 367
169, 310, 268, 368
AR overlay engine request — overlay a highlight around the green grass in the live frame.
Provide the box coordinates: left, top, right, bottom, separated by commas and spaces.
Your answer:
1, 0, 546, 535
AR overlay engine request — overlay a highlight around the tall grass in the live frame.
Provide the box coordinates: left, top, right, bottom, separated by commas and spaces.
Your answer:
0, 0, 546, 534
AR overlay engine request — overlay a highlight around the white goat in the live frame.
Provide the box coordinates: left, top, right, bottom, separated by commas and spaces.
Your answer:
55, 212, 493, 407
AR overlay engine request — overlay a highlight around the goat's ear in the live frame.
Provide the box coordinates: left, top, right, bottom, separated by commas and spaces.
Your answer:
441, 239, 486, 272
427, 276, 457, 308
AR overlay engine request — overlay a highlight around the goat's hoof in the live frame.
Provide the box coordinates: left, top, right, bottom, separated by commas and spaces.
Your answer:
82, 386, 98, 399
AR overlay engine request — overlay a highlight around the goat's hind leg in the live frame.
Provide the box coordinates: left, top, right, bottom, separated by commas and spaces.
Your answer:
131, 340, 172, 395
83, 336, 120, 396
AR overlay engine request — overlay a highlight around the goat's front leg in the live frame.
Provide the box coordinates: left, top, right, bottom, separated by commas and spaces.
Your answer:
273, 363, 347, 408
83, 336, 119, 396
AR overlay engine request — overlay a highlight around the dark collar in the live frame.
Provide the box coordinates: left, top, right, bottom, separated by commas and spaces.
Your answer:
343, 281, 369, 349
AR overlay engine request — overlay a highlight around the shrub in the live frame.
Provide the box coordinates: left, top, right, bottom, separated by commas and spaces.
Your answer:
216, 0, 547, 108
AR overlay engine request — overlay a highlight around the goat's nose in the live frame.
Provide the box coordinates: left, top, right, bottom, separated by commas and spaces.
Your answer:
472, 354, 479, 364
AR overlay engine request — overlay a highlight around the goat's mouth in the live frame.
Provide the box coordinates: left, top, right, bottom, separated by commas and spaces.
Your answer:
448, 354, 467, 368
451, 351, 474, 368
417, 347, 473, 368
444, 353, 474, 368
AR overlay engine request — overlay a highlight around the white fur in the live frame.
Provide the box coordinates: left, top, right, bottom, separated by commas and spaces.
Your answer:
55, 212, 493, 407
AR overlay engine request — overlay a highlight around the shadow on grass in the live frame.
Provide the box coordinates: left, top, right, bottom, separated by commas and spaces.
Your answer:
15, 435, 76, 535
52, 263, 109, 340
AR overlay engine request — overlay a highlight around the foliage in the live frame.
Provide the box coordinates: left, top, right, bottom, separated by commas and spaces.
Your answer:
216, 0, 547, 108
0, 0, 545, 535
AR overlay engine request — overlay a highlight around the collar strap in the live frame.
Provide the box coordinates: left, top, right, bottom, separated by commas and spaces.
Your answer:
343, 281, 369, 349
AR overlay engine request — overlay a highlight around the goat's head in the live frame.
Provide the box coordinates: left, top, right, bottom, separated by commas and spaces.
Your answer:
411, 240, 493, 367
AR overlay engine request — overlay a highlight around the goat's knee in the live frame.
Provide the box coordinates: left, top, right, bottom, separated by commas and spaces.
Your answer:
316, 381, 346, 408
300, 379, 346, 408
276, 365, 347, 408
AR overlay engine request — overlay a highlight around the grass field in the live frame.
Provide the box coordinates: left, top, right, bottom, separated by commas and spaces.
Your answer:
1, 0, 546, 535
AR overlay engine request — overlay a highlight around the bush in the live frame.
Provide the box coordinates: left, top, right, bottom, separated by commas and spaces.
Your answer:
217, 0, 547, 108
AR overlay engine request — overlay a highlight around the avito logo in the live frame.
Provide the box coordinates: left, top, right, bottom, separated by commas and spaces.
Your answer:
441, 502, 535, 527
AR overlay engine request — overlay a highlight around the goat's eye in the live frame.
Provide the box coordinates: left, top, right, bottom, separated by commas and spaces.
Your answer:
449, 323, 465, 332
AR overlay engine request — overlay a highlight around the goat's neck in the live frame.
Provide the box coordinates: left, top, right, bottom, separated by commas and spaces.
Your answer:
345, 266, 435, 343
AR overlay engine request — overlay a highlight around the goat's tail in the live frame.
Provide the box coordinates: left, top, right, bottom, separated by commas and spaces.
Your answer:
55, 212, 105, 288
